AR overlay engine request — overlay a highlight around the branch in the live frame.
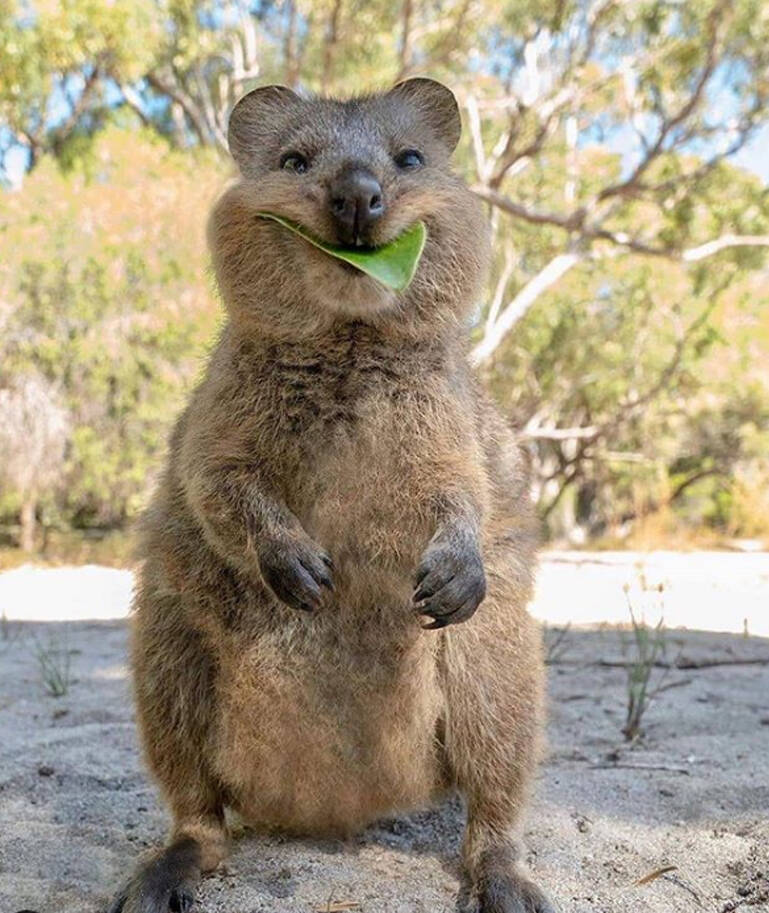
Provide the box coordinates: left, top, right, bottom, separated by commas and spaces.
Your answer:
470, 252, 584, 365
232, 9, 260, 85
464, 94, 488, 183
118, 84, 151, 127
682, 234, 769, 261
523, 424, 600, 440
192, 65, 229, 151
475, 186, 769, 263
146, 72, 212, 146
595, 229, 769, 261
321, 0, 343, 91
471, 226, 764, 366
397, 0, 413, 79
472, 185, 586, 231
485, 242, 515, 330
593, 656, 769, 670
49, 66, 102, 151
589, 762, 691, 775
596, 3, 726, 203
486, 86, 574, 189
284, 0, 300, 88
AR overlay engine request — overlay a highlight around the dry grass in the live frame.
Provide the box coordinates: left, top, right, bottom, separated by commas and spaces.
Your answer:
0, 529, 136, 572
621, 585, 667, 741
587, 505, 769, 552
32, 627, 72, 697
544, 622, 572, 665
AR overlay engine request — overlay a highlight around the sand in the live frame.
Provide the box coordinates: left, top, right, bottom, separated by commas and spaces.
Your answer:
0, 555, 767, 912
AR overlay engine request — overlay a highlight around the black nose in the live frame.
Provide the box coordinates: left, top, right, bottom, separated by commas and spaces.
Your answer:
329, 168, 384, 246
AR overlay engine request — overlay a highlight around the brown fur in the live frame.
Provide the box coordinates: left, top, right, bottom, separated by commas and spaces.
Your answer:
114, 78, 553, 913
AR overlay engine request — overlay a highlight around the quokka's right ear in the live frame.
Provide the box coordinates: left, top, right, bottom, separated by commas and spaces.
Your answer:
228, 85, 302, 175
388, 77, 461, 152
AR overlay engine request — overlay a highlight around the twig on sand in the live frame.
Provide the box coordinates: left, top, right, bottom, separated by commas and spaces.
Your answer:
654, 677, 693, 693
589, 761, 690, 774
636, 864, 678, 885
635, 864, 704, 906
722, 891, 769, 911
666, 873, 704, 907
314, 899, 361, 912
592, 656, 769, 670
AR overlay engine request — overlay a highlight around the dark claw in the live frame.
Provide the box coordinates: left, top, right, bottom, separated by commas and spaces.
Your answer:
169, 888, 194, 913
413, 575, 453, 603
422, 616, 450, 630
107, 837, 201, 913
107, 889, 127, 913
258, 533, 334, 612
421, 592, 481, 627
413, 533, 486, 629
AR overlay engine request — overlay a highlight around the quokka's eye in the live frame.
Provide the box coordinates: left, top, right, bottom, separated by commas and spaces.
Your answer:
280, 152, 309, 173
394, 149, 424, 170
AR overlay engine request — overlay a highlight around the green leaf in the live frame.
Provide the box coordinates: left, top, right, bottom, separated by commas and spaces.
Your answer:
257, 212, 427, 292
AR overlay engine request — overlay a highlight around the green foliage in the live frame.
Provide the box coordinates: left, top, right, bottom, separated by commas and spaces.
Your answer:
0, 0, 768, 549
0, 128, 224, 530
258, 213, 427, 291
0, 0, 162, 163
485, 189, 769, 541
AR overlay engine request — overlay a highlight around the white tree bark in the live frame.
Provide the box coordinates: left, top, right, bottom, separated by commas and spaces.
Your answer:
470, 252, 583, 366
471, 234, 769, 366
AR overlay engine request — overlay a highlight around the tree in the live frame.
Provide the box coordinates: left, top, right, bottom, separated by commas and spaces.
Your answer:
0, 0, 162, 173
1, 0, 768, 544
0, 129, 224, 532
0, 374, 69, 550
464, 0, 769, 368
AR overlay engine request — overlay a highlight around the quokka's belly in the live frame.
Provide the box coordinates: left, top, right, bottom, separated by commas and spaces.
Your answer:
293, 430, 436, 574
211, 623, 446, 835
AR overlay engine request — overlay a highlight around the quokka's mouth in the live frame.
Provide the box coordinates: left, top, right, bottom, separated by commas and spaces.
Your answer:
257, 211, 426, 292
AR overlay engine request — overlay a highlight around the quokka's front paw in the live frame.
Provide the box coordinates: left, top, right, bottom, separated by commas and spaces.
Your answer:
257, 530, 334, 612
413, 528, 486, 629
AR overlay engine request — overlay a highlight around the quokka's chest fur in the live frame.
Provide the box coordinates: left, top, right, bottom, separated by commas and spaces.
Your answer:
235, 326, 469, 564
253, 323, 442, 435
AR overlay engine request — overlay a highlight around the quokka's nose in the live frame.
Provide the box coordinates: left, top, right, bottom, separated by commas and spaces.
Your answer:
329, 168, 384, 246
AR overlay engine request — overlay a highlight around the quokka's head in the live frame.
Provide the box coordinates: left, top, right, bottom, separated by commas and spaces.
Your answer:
209, 78, 489, 335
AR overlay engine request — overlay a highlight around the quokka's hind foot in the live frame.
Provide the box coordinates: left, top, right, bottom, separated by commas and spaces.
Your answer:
457, 846, 556, 913
469, 848, 557, 913
107, 837, 201, 913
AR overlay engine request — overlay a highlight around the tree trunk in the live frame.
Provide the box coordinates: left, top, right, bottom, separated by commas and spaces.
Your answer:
19, 495, 36, 552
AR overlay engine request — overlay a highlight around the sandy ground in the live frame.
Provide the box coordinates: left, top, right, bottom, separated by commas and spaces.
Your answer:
1, 555, 768, 913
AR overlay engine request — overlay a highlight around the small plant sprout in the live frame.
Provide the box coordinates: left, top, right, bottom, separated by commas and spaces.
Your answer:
622, 582, 667, 742
544, 621, 572, 665
33, 627, 72, 697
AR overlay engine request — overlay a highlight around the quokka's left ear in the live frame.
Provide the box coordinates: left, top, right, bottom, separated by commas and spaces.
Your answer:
388, 77, 462, 153
228, 84, 303, 175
